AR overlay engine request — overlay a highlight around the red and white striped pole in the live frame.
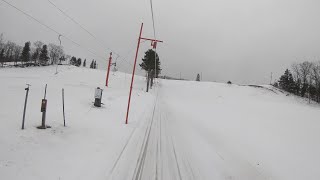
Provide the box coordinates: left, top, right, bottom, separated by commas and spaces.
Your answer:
106, 52, 112, 87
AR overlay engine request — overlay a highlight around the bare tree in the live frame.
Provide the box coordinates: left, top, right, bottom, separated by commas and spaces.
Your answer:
65, 54, 71, 64
4, 41, 15, 65
0, 33, 4, 50
298, 61, 313, 97
48, 43, 64, 65
310, 61, 320, 101
13, 45, 22, 64
34, 41, 44, 50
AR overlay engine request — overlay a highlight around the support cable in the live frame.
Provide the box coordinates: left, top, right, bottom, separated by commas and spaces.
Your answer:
1, 0, 105, 60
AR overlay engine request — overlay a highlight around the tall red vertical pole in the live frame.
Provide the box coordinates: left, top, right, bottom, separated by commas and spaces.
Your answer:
106, 52, 112, 87
125, 23, 144, 124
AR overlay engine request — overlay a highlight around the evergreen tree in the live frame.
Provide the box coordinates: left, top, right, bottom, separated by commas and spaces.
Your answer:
196, 73, 200, 81
287, 72, 297, 93
279, 69, 296, 93
0, 49, 4, 67
31, 51, 39, 64
90, 60, 94, 68
83, 59, 86, 67
70, 56, 77, 65
39, 45, 49, 65
139, 49, 161, 77
21, 41, 31, 64
93, 61, 97, 69
77, 58, 82, 67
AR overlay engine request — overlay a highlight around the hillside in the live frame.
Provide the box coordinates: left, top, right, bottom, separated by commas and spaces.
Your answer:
0, 66, 320, 180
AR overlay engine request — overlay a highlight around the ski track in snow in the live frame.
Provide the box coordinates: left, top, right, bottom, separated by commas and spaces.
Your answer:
109, 86, 199, 180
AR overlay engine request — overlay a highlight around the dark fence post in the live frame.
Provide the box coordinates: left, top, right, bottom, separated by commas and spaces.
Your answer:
22, 84, 31, 129
62, 88, 66, 127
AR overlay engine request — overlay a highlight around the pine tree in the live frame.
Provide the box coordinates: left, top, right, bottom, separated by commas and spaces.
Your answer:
287, 72, 297, 93
31, 51, 39, 64
90, 60, 92, 68
196, 73, 200, 81
70, 56, 77, 65
139, 49, 161, 77
0, 49, 4, 67
77, 58, 82, 67
279, 69, 296, 93
39, 45, 49, 65
83, 59, 86, 67
93, 61, 97, 69
21, 42, 31, 64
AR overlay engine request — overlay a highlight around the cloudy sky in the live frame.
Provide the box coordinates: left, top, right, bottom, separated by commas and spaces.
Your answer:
1, 0, 320, 84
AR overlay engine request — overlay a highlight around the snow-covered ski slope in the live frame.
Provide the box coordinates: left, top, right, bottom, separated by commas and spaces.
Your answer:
1, 66, 320, 180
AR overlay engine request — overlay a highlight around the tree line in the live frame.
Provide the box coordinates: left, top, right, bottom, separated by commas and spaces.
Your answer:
276, 61, 320, 102
0, 33, 97, 68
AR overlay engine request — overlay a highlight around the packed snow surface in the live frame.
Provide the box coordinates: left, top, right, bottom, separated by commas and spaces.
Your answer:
0, 66, 320, 180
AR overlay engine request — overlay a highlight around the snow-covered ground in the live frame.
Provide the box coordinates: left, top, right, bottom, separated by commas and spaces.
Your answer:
1, 66, 320, 180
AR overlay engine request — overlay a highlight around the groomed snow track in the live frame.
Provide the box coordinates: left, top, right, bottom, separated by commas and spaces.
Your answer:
107, 87, 199, 180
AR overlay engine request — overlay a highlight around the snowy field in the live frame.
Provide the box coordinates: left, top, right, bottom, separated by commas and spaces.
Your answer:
1, 66, 320, 180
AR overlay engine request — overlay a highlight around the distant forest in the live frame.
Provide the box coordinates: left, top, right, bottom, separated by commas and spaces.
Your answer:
0, 33, 97, 68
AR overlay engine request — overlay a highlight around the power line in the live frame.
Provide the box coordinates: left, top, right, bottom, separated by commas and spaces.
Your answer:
149, 0, 159, 78
47, 0, 140, 64
149, 0, 157, 39
1, 0, 106, 60
46, 0, 116, 54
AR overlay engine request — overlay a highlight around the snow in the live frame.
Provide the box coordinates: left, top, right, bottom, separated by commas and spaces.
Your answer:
1, 66, 320, 180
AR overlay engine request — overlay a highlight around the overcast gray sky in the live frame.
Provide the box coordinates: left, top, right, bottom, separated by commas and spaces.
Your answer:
1, 0, 320, 84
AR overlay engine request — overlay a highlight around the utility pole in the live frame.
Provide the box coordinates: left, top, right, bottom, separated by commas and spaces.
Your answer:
270, 72, 273, 85
125, 23, 163, 124
106, 52, 112, 87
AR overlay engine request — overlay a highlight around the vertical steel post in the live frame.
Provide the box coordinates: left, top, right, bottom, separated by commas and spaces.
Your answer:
62, 88, 66, 127
41, 84, 47, 129
125, 23, 143, 124
22, 84, 30, 129
106, 52, 112, 87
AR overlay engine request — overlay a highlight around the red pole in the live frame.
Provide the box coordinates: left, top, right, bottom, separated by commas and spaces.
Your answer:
106, 52, 112, 87
125, 23, 143, 124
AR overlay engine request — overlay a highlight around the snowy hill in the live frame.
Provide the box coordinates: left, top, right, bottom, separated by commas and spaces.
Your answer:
0, 66, 320, 180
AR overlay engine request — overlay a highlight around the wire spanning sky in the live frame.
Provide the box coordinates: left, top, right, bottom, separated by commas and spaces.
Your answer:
1, 0, 320, 84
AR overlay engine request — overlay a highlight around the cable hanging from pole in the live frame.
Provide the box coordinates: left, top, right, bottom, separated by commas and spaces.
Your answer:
149, 0, 159, 80
1, 0, 106, 61
47, 0, 143, 67
47, 0, 114, 53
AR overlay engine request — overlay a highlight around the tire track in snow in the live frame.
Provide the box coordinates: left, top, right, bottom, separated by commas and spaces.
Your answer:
132, 90, 159, 180
107, 104, 153, 179
170, 136, 183, 180
133, 85, 197, 180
